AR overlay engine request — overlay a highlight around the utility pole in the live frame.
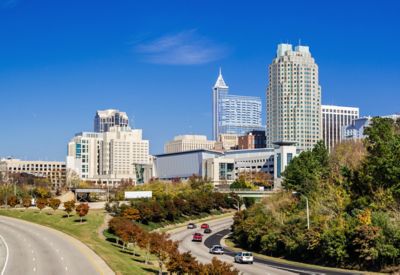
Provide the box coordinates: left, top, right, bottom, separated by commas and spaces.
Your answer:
292, 191, 310, 230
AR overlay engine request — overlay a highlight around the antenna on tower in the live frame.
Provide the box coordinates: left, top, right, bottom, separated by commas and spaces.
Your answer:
219, 66, 222, 76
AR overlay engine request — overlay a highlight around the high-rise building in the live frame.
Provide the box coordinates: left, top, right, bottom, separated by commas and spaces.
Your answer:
266, 43, 322, 151
212, 69, 263, 139
164, 135, 217, 153
67, 125, 149, 186
94, 109, 129, 132
322, 105, 359, 151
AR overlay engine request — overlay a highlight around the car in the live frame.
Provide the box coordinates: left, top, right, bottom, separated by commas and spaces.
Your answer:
187, 223, 197, 229
200, 223, 209, 229
192, 233, 203, 242
204, 228, 212, 234
209, 245, 224, 254
234, 252, 253, 264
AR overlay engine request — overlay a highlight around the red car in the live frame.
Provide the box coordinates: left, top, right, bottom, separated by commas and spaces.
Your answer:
192, 233, 203, 242
200, 223, 209, 229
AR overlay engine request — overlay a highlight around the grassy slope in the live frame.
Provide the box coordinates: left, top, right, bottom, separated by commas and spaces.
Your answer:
0, 208, 158, 275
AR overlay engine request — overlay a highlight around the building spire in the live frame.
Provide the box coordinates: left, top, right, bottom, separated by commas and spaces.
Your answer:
214, 67, 228, 88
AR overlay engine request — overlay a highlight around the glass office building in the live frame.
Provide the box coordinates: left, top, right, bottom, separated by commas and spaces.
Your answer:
212, 69, 264, 140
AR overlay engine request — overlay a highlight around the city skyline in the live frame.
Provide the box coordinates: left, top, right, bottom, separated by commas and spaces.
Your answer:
1, 1, 400, 160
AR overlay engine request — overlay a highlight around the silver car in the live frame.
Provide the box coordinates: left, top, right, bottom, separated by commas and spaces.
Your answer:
234, 252, 253, 264
209, 245, 224, 254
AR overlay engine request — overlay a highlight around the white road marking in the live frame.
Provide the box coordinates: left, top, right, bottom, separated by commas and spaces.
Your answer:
0, 234, 10, 275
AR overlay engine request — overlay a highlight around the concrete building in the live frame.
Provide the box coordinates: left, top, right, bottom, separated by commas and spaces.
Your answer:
0, 158, 66, 187
94, 109, 129, 133
212, 69, 264, 139
273, 141, 297, 189
164, 135, 217, 154
322, 105, 359, 151
155, 144, 296, 187
266, 43, 322, 151
238, 130, 266, 150
67, 126, 149, 186
217, 133, 239, 150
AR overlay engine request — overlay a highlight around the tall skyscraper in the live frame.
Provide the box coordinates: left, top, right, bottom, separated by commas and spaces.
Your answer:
266, 43, 322, 151
94, 109, 129, 132
212, 69, 263, 139
321, 105, 359, 151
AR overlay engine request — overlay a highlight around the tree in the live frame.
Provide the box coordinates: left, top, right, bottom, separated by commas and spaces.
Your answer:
64, 200, 76, 217
22, 196, 32, 209
7, 195, 18, 207
282, 141, 329, 196
166, 250, 199, 274
48, 198, 61, 212
36, 198, 48, 211
148, 232, 178, 275
121, 208, 140, 221
34, 186, 51, 198
76, 203, 89, 223
201, 257, 239, 274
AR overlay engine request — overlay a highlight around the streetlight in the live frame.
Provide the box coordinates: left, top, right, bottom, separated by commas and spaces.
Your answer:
292, 191, 310, 230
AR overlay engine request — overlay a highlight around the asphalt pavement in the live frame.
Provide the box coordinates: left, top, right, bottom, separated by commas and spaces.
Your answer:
169, 217, 296, 275
170, 217, 362, 275
0, 215, 114, 275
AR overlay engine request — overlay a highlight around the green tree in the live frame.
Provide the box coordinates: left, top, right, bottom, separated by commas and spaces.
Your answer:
282, 141, 329, 196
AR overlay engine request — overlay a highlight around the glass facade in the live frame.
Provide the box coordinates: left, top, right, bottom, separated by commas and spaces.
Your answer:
213, 71, 263, 139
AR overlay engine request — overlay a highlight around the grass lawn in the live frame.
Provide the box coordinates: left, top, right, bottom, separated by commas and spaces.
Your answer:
0, 208, 158, 275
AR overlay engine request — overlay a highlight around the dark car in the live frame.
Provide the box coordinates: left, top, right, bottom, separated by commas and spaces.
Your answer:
192, 233, 203, 242
200, 223, 209, 229
187, 223, 197, 229
204, 228, 212, 234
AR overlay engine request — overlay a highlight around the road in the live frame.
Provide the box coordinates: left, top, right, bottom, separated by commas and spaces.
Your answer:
170, 217, 296, 275
0, 215, 114, 275
170, 217, 360, 275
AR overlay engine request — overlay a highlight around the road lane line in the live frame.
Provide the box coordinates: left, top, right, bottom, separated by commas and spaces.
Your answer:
0, 234, 9, 275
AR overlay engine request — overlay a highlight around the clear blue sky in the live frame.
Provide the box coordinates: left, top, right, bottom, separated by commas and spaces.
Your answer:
0, 0, 399, 160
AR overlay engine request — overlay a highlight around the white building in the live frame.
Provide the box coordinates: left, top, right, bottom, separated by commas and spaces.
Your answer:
267, 43, 322, 151
217, 133, 239, 150
0, 158, 66, 188
164, 135, 217, 154
322, 105, 359, 151
155, 144, 297, 188
94, 109, 129, 132
67, 126, 149, 186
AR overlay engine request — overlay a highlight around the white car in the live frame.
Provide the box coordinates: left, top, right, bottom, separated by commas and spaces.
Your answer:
209, 245, 224, 254
234, 252, 253, 264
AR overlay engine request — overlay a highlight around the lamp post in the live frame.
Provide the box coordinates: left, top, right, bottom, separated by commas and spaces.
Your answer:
292, 191, 309, 230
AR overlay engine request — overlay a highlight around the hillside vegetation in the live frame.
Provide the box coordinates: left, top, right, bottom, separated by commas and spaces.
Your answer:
231, 117, 400, 272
